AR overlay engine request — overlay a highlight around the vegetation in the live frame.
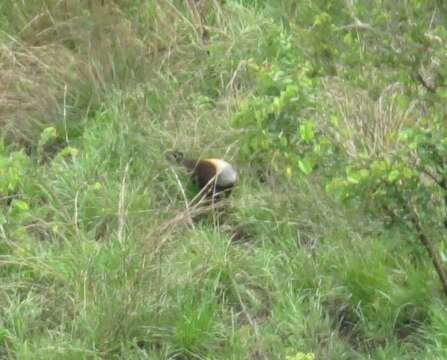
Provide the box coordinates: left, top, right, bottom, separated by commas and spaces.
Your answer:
1, 0, 447, 358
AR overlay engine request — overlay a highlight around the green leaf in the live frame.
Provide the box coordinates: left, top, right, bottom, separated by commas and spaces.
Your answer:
0, 327, 11, 343
299, 122, 315, 142
285, 84, 299, 98
409, 142, 418, 150
9, 199, 30, 222
402, 166, 414, 179
12, 200, 29, 212
370, 160, 388, 177
272, 96, 283, 113
39, 126, 57, 146
343, 33, 354, 45
346, 167, 361, 184
387, 169, 400, 183
298, 158, 314, 175
59, 146, 79, 158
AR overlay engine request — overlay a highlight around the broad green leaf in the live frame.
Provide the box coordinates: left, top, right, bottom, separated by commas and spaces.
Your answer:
60, 146, 79, 158
285, 84, 299, 98
298, 158, 314, 175
299, 122, 315, 142
39, 126, 57, 146
12, 200, 29, 212
346, 167, 363, 184
359, 169, 370, 179
387, 169, 400, 183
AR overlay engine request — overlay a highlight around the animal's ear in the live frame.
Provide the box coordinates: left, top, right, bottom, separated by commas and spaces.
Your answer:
165, 150, 184, 163
175, 151, 184, 161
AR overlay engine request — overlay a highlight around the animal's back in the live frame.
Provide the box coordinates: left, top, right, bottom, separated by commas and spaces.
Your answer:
167, 151, 237, 196
206, 159, 237, 188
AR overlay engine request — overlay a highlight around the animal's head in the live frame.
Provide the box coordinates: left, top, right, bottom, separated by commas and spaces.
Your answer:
165, 150, 184, 164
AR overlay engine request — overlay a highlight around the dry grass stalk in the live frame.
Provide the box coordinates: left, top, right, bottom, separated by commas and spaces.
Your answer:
145, 196, 231, 255
321, 79, 417, 158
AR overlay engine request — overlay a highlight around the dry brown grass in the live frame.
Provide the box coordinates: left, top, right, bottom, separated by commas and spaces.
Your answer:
0, 38, 90, 143
0, 0, 199, 144
320, 79, 418, 158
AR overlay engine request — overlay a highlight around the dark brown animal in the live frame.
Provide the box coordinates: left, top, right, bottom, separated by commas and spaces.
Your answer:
166, 150, 237, 198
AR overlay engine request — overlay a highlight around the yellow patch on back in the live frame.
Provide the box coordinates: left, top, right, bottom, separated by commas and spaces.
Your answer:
206, 159, 230, 174
206, 158, 237, 187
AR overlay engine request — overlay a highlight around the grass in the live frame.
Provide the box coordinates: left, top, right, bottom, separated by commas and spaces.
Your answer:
1, 0, 447, 359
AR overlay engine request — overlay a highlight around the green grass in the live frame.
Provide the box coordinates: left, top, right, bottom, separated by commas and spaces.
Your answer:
1, 1, 447, 359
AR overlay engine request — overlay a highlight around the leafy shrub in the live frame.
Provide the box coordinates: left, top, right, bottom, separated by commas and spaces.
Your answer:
232, 59, 326, 177
0, 145, 30, 198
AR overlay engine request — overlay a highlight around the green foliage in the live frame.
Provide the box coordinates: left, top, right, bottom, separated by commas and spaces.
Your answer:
232, 59, 325, 177
323, 113, 447, 234
38, 127, 57, 148
0, 146, 30, 197
231, 0, 447, 309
